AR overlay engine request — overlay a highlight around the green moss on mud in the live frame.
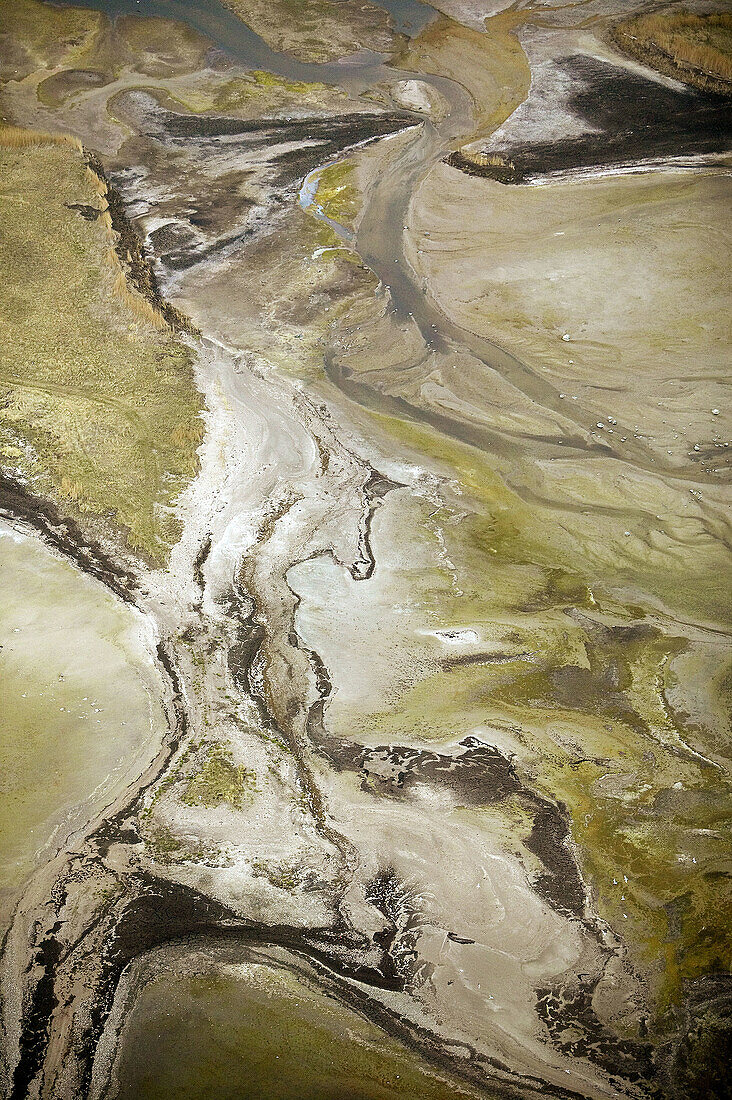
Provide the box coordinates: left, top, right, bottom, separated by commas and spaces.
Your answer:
314, 159, 361, 231
181, 743, 258, 810
145, 824, 185, 865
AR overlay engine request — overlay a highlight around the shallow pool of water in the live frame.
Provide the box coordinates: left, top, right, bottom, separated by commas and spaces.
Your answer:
109, 956, 479, 1100
0, 523, 166, 910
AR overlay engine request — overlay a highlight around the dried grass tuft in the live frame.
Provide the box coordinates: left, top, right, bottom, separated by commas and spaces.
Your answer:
0, 125, 83, 151
2, 125, 182, 332
613, 9, 732, 93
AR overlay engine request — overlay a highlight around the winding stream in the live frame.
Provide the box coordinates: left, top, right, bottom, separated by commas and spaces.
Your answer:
4, 1, 730, 1097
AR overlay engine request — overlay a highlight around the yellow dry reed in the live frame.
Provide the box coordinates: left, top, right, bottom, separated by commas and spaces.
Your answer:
615, 10, 732, 88
2, 126, 181, 333
0, 125, 83, 151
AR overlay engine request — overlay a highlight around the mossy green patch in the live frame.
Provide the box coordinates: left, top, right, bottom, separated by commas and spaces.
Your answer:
144, 824, 185, 865
143, 821, 228, 866
158, 70, 335, 115
0, 0, 105, 81
314, 159, 361, 231
181, 743, 258, 811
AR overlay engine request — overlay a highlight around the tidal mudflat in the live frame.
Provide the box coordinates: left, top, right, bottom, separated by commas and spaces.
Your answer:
0, 0, 730, 1098
0, 522, 166, 916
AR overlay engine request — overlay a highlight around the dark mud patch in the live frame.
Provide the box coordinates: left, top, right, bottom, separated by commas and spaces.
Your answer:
367, 867, 432, 988
536, 978, 655, 1087
452, 55, 732, 183
660, 973, 732, 1099
145, 103, 417, 188
445, 150, 517, 183
10, 931, 62, 1100
359, 738, 522, 805
85, 152, 198, 333
0, 472, 137, 603
523, 799, 586, 919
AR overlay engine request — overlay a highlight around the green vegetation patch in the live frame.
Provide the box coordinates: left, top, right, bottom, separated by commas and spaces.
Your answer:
144, 823, 227, 866
0, 0, 105, 81
144, 824, 185, 865
181, 743, 258, 810
0, 138, 204, 562
314, 159, 361, 231
202, 71, 332, 114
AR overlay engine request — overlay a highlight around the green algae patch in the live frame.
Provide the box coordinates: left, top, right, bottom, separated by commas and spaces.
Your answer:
0, 139, 203, 563
182, 743, 258, 810
156, 70, 335, 115
314, 159, 361, 231
144, 822, 227, 866
246, 69, 327, 94
113, 957, 484, 1100
144, 824, 186, 865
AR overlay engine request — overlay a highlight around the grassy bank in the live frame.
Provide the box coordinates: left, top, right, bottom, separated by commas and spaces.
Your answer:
612, 9, 732, 95
0, 132, 203, 562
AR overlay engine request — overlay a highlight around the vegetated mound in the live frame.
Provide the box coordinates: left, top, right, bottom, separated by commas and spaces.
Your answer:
219, 0, 396, 63
611, 8, 732, 96
0, 129, 204, 564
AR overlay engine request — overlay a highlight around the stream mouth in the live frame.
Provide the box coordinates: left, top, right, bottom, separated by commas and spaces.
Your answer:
47, 0, 438, 85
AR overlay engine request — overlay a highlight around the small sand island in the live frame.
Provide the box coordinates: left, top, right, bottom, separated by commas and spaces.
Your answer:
0, 1, 730, 1098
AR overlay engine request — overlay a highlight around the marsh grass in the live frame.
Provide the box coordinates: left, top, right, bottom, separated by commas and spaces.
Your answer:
613, 9, 732, 94
0, 0, 104, 79
0, 136, 203, 562
0, 124, 82, 150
